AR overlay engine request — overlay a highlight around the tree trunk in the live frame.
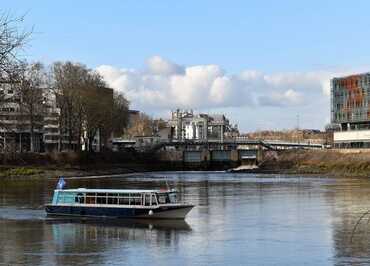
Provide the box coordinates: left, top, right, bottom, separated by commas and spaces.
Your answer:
68, 110, 73, 150
30, 112, 34, 152
3, 131, 6, 164
88, 130, 96, 153
98, 128, 102, 152
19, 133, 21, 153
58, 115, 62, 152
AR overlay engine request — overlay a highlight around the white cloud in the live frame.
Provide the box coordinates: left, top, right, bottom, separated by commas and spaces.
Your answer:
96, 57, 251, 110
258, 89, 304, 107
96, 56, 339, 111
95, 56, 370, 130
146, 55, 184, 75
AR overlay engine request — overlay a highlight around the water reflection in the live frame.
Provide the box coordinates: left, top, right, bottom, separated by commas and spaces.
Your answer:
325, 179, 370, 265
0, 217, 191, 265
2, 172, 370, 265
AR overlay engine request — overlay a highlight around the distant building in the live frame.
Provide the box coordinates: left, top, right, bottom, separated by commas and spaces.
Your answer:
243, 129, 328, 145
0, 82, 44, 152
128, 110, 140, 128
331, 73, 370, 148
0, 82, 115, 153
167, 109, 238, 141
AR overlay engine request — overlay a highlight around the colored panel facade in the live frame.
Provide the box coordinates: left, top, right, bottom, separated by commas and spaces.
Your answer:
331, 73, 370, 147
331, 73, 370, 129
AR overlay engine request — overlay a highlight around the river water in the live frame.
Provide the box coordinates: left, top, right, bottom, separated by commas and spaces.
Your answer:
1, 172, 370, 265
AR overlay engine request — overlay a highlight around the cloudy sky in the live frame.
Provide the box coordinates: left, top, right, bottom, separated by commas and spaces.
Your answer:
4, 1, 370, 131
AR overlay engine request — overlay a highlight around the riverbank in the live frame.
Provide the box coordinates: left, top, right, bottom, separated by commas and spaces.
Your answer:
0, 149, 241, 179
0, 151, 158, 179
2, 149, 370, 179
0, 160, 239, 180
0, 164, 142, 180
259, 149, 370, 177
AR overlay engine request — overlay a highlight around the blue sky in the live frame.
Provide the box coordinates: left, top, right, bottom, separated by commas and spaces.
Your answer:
3, 1, 370, 131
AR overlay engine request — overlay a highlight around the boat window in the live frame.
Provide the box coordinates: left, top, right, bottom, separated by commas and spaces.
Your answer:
58, 192, 76, 204
108, 195, 118, 205
96, 193, 107, 204
157, 192, 177, 203
75, 193, 85, 204
57, 191, 164, 206
119, 197, 130, 205
133, 197, 142, 205
128, 193, 141, 205
157, 193, 169, 204
151, 194, 158, 205
169, 193, 177, 203
144, 194, 151, 206
86, 193, 96, 204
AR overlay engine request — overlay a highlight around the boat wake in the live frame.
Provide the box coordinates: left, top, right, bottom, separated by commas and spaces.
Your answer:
0, 207, 46, 221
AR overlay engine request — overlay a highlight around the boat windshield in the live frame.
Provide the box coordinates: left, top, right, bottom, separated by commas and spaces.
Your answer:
157, 192, 177, 204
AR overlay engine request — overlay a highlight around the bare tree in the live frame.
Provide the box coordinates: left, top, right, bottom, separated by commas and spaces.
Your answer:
111, 92, 129, 137
81, 71, 111, 152
16, 62, 47, 152
52, 62, 89, 151
0, 13, 30, 158
52, 62, 129, 153
0, 13, 31, 83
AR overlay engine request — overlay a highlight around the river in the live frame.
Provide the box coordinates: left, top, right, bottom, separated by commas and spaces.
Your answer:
1, 172, 370, 265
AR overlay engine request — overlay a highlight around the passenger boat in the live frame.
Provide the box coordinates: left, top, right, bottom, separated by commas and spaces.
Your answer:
45, 188, 194, 219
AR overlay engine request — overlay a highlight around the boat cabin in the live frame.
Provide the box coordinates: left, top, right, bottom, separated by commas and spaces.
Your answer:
52, 188, 178, 207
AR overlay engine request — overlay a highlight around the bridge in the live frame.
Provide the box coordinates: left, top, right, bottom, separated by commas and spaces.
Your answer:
147, 138, 323, 151
112, 137, 323, 167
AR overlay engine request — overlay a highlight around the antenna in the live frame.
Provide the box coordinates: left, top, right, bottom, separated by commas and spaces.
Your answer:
296, 114, 300, 130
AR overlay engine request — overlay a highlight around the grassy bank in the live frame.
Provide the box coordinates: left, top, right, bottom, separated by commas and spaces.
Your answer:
4, 149, 370, 180
259, 149, 370, 177
0, 150, 158, 180
0, 150, 242, 179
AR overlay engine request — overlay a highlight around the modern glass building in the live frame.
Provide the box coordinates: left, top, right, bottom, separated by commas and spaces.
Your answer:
331, 73, 370, 148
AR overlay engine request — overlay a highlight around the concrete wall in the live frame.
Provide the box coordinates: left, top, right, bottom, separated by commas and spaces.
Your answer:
157, 149, 239, 163
157, 150, 183, 161
334, 130, 370, 142
238, 149, 258, 160
331, 148, 370, 154
211, 150, 231, 161
184, 151, 202, 162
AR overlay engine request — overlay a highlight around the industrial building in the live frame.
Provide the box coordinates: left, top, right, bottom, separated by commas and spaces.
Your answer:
331, 73, 370, 148
167, 109, 238, 142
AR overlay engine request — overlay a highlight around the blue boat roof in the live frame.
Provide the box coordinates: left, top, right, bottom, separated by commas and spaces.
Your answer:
56, 188, 175, 194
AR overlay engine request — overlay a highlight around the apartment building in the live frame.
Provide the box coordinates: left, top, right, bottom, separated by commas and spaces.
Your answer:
0, 82, 43, 152
0, 82, 115, 153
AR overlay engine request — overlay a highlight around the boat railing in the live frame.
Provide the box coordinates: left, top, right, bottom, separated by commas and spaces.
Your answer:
73, 193, 146, 206
57, 191, 164, 207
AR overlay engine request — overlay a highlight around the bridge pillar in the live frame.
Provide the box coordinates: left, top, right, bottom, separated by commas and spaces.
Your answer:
220, 125, 224, 143
201, 149, 211, 162
257, 145, 264, 163
230, 150, 239, 162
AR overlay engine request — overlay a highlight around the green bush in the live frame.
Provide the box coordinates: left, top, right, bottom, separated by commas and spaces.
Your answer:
2, 167, 42, 177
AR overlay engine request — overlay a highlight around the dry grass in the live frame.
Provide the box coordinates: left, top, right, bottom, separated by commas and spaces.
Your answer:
260, 149, 370, 177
